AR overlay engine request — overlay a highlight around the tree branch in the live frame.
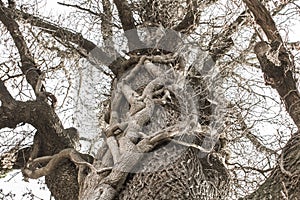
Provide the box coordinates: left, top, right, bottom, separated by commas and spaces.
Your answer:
241, 0, 300, 198
0, 3, 125, 77
16, 9, 95, 52
174, 0, 218, 34
174, 0, 199, 33
0, 2, 40, 92
22, 148, 94, 180
113, 0, 144, 50
243, 0, 282, 42
0, 79, 16, 109
0, 98, 83, 199
246, 0, 300, 127
57, 2, 105, 18
209, 1, 295, 62
241, 132, 300, 199
209, 10, 248, 61
0, 100, 61, 132
1, 6, 117, 67
233, 107, 278, 156
101, 0, 113, 41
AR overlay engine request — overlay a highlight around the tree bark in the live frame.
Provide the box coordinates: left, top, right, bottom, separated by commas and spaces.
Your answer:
242, 0, 300, 198
79, 54, 230, 199
1, 1, 299, 199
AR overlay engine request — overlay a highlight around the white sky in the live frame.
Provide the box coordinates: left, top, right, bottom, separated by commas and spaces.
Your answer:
1, 172, 51, 200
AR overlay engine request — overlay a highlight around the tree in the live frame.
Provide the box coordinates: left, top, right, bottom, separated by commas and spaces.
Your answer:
0, 0, 299, 199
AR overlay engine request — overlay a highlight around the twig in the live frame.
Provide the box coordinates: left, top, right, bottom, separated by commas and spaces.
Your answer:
279, 152, 292, 177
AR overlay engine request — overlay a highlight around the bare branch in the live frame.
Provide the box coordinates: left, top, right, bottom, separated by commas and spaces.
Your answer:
101, 0, 113, 41
5, 7, 118, 67
209, 10, 248, 61
242, 132, 300, 199
0, 3, 40, 92
57, 2, 105, 18
22, 148, 90, 179
0, 100, 64, 136
243, 0, 282, 42
244, 0, 300, 128
241, 1, 300, 198
234, 108, 278, 156
113, 0, 144, 50
0, 79, 16, 109
174, 0, 199, 33
7, 0, 15, 9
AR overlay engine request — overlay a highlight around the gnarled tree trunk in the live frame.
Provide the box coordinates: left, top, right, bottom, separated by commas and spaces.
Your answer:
80, 46, 230, 199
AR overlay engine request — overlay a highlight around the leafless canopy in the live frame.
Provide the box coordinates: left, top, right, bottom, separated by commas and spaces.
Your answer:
0, 0, 300, 199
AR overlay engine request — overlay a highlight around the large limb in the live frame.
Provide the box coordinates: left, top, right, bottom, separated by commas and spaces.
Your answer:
0, 94, 82, 200
113, 0, 144, 50
244, 0, 299, 126
241, 0, 300, 198
0, 4, 120, 72
22, 148, 96, 183
0, 96, 80, 146
0, 2, 38, 91
0, 80, 16, 109
0, 54, 80, 200
0, 2, 56, 106
0, 1, 72, 146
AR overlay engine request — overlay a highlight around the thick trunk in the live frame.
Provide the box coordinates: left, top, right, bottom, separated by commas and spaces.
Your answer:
242, 132, 300, 199
80, 52, 230, 199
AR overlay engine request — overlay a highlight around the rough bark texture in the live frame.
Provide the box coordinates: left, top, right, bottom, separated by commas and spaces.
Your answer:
79, 53, 230, 199
243, 133, 300, 199
241, 0, 300, 198
0, 2, 81, 199
0, 0, 299, 199
118, 145, 228, 199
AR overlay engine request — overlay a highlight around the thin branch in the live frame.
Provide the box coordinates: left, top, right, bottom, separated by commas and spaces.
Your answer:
228, 161, 273, 176
57, 2, 105, 18
11, 7, 118, 67
174, 0, 199, 33
292, 2, 300, 10
209, 10, 248, 61
236, 111, 278, 156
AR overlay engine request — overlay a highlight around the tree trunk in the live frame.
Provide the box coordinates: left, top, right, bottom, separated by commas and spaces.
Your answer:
80, 50, 230, 199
